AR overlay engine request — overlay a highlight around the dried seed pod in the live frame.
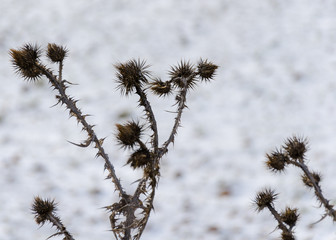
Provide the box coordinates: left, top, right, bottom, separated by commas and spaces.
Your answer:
302, 172, 322, 188
150, 78, 172, 97
254, 188, 278, 212
127, 148, 151, 169
47, 43, 68, 63
197, 59, 218, 81
170, 61, 197, 89
31, 196, 57, 225
9, 43, 42, 81
283, 136, 308, 160
115, 59, 150, 95
116, 121, 142, 148
266, 149, 289, 172
281, 207, 299, 228
281, 231, 296, 240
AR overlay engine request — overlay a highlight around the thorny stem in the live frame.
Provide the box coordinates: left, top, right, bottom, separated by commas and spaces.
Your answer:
47, 214, 75, 240
38, 65, 126, 197
159, 77, 189, 158
267, 204, 294, 238
289, 158, 336, 221
134, 84, 159, 153
58, 60, 63, 82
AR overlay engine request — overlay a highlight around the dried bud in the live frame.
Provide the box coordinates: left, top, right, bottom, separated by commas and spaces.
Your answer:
266, 149, 289, 172
127, 148, 151, 169
281, 232, 296, 240
170, 61, 197, 89
197, 59, 218, 81
9, 43, 42, 81
254, 188, 278, 212
281, 207, 299, 228
302, 172, 321, 188
115, 59, 150, 95
283, 136, 308, 160
31, 196, 57, 225
47, 43, 68, 62
116, 121, 142, 148
150, 78, 172, 97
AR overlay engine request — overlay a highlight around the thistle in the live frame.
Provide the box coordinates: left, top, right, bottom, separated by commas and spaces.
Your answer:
10, 43, 217, 240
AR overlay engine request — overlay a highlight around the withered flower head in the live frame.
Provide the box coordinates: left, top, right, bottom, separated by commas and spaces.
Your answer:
266, 149, 289, 172
301, 172, 321, 188
31, 196, 57, 225
116, 121, 143, 148
150, 78, 172, 97
47, 43, 68, 63
254, 188, 278, 212
281, 232, 296, 240
170, 61, 197, 89
127, 148, 151, 169
9, 43, 42, 81
281, 207, 299, 228
115, 59, 150, 95
283, 136, 308, 160
197, 59, 218, 81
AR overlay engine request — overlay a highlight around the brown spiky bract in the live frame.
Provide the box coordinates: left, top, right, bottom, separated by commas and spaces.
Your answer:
266, 149, 289, 172
283, 135, 308, 160
197, 58, 218, 81
47, 43, 68, 63
10, 43, 217, 240
116, 121, 143, 149
254, 188, 277, 212
9, 43, 42, 81
281, 207, 299, 228
115, 59, 150, 95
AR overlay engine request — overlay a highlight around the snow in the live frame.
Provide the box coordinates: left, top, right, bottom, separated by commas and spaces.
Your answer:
1, 0, 336, 239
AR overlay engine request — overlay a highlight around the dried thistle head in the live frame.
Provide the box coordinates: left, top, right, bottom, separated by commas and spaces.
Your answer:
116, 121, 143, 148
9, 43, 43, 81
115, 59, 150, 95
254, 188, 278, 212
170, 61, 197, 89
197, 59, 218, 81
266, 149, 289, 172
283, 136, 308, 160
127, 148, 151, 169
31, 196, 57, 225
150, 78, 172, 97
302, 172, 322, 188
281, 207, 299, 228
47, 43, 68, 63
281, 231, 296, 240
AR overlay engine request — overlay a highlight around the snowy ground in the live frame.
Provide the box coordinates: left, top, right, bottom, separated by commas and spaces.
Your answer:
2, 1, 336, 239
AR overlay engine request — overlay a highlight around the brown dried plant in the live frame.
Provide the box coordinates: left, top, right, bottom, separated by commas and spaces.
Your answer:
10, 43, 218, 240
255, 135, 336, 240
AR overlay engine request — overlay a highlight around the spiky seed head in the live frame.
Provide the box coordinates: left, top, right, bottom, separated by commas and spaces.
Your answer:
115, 59, 150, 95
281, 231, 296, 240
254, 188, 278, 212
116, 121, 142, 148
150, 78, 172, 97
9, 43, 43, 81
47, 43, 68, 63
281, 207, 299, 228
266, 149, 289, 172
170, 61, 197, 89
283, 136, 308, 160
31, 196, 57, 225
127, 148, 151, 169
302, 172, 321, 188
197, 59, 218, 81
